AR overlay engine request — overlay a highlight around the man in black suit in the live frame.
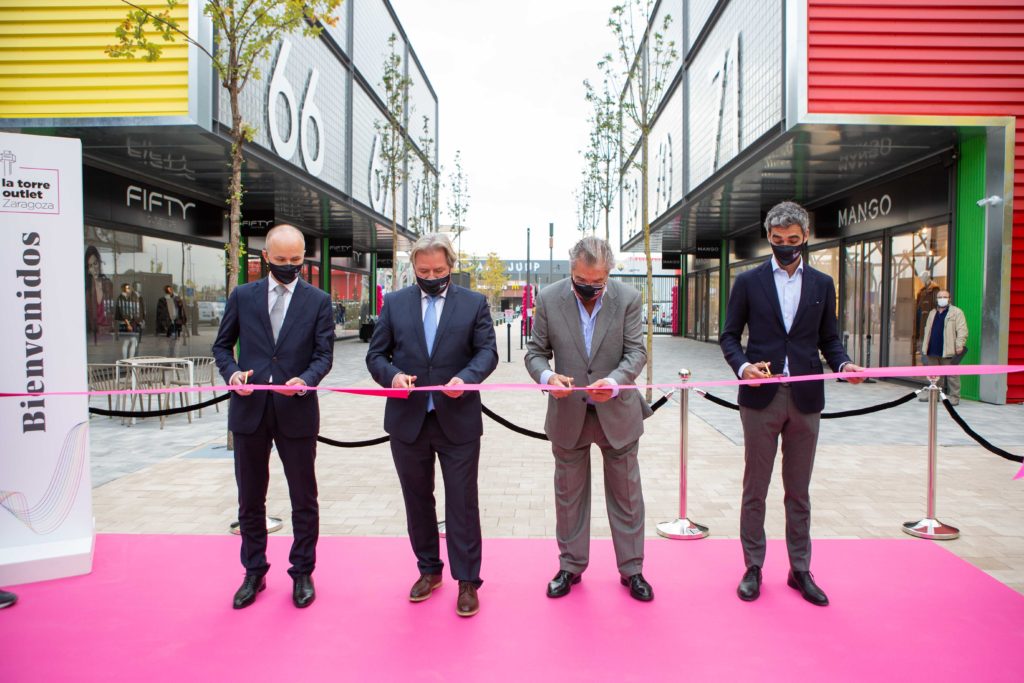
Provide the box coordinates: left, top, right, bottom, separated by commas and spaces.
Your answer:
213, 224, 334, 610
720, 201, 863, 607
366, 233, 498, 618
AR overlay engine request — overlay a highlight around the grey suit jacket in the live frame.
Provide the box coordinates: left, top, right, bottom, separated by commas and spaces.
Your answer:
525, 278, 651, 450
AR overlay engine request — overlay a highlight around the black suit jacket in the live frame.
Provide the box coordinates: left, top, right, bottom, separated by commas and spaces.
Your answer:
720, 259, 849, 414
212, 278, 335, 437
366, 284, 498, 444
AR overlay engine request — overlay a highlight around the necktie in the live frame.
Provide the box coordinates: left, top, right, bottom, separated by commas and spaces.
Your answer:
424, 296, 437, 411
270, 284, 286, 343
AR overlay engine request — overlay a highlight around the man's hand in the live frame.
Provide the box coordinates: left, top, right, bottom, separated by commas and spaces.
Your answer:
586, 378, 614, 403
843, 363, 866, 385
546, 373, 574, 399
392, 372, 417, 390
741, 362, 771, 387
274, 377, 306, 396
442, 376, 465, 398
230, 369, 254, 396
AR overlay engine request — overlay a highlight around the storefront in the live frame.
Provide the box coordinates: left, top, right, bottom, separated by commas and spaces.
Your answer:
0, 0, 438, 361
623, 0, 1020, 404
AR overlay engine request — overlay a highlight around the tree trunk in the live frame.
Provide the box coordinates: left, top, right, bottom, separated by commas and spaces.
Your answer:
391, 182, 399, 291
604, 205, 610, 243
641, 129, 653, 403
226, 80, 245, 452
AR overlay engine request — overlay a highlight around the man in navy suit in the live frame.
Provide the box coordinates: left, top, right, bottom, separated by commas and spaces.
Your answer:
213, 224, 334, 610
721, 201, 863, 607
366, 233, 498, 618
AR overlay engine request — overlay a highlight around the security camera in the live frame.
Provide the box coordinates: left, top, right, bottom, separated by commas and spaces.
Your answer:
976, 195, 1003, 207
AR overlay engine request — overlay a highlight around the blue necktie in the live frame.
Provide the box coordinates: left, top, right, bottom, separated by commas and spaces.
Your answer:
424, 296, 437, 412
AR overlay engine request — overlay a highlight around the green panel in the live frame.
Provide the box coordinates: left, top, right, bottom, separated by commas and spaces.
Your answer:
238, 236, 248, 286
955, 133, 986, 401
678, 257, 687, 337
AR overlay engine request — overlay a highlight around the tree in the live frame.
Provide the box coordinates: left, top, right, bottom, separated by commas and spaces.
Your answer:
574, 168, 599, 236
583, 77, 621, 243
446, 149, 470, 268
477, 252, 507, 311
408, 115, 438, 235
107, 0, 342, 297
374, 33, 415, 292
600, 0, 677, 400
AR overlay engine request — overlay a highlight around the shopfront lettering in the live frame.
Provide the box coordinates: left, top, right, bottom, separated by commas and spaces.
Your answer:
126, 185, 195, 221
709, 32, 742, 173
17, 232, 46, 432
838, 194, 892, 228
268, 41, 325, 177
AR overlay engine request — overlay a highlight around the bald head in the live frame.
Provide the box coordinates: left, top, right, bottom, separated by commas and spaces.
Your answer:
263, 224, 305, 279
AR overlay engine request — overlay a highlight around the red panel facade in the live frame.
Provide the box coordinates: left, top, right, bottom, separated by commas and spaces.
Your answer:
807, 0, 1024, 402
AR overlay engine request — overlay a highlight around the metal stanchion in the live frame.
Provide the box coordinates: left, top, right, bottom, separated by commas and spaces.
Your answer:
229, 516, 284, 535
902, 377, 959, 540
657, 368, 709, 540
506, 323, 512, 362
438, 520, 446, 538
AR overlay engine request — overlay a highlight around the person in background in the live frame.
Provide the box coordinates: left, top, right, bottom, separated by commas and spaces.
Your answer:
84, 245, 112, 344
115, 282, 144, 358
156, 284, 187, 356
920, 289, 968, 405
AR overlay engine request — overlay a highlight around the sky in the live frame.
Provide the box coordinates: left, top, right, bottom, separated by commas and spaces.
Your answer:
389, 0, 619, 261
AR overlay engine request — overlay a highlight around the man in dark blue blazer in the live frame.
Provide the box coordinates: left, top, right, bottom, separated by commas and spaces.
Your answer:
213, 224, 334, 610
720, 201, 863, 607
366, 233, 498, 618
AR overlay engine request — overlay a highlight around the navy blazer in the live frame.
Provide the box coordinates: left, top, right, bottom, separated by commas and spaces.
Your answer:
212, 277, 335, 437
720, 259, 849, 414
366, 284, 498, 445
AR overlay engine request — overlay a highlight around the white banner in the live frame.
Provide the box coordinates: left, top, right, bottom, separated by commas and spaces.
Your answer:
0, 131, 93, 585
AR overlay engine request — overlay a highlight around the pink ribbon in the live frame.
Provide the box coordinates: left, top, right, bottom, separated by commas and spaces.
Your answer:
2, 364, 1022, 399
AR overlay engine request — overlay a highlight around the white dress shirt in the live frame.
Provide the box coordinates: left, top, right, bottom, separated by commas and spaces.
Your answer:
738, 256, 802, 379
420, 285, 447, 326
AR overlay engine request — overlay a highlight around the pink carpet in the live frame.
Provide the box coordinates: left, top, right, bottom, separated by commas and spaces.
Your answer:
1, 534, 1021, 682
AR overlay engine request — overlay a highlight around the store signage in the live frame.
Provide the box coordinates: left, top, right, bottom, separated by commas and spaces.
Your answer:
377, 254, 394, 269
268, 41, 325, 177
126, 185, 194, 221
814, 164, 949, 237
709, 32, 741, 172
0, 131, 93, 584
328, 243, 353, 257
662, 252, 682, 269
695, 240, 721, 259
240, 211, 276, 238
655, 132, 674, 214
84, 168, 221, 237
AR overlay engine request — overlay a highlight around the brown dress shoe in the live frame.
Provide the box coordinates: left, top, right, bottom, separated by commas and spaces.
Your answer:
409, 573, 443, 602
456, 581, 479, 617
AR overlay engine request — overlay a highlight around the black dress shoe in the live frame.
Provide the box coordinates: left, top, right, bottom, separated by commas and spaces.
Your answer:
546, 570, 581, 598
232, 575, 266, 609
620, 573, 654, 602
737, 565, 762, 602
0, 589, 17, 609
788, 570, 829, 606
292, 574, 315, 608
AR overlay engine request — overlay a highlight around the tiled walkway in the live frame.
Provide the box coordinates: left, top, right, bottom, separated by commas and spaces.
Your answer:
88, 330, 1024, 593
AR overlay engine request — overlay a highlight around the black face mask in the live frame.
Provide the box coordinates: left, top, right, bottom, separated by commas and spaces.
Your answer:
268, 262, 301, 284
572, 279, 604, 302
417, 274, 450, 297
771, 242, 804, 267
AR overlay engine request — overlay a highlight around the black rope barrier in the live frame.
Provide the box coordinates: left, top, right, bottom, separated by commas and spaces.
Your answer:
942, 398, 1023, 464
88, 393, 231, 418
695, 390, 919, 419
317, 434, 391, 448
482, 405, 549, 441
821, 391, 918, 419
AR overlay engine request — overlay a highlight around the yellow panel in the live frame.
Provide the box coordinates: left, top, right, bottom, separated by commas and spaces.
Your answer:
0, 1, 190, 119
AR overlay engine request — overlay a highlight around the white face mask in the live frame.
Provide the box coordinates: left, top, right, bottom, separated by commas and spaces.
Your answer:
936, 297, 949, 308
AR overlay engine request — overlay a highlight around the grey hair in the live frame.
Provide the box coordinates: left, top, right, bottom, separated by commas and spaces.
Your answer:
410, 232, 456, 268
569, 236, 615, 271
764, 201, 810, 235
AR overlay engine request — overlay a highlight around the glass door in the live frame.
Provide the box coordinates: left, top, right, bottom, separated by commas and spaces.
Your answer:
843, 238, 884, 368
889, 225, 949, 368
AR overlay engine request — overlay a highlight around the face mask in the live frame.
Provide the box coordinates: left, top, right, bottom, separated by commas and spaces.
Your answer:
572, 279, 604, 302
771, 242, 803, 267
936, 297, 949, 308
269, 262, 301, 284
417, 274, 450, 296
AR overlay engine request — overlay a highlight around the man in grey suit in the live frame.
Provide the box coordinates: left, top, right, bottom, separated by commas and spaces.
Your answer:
525, 236, 654, 602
